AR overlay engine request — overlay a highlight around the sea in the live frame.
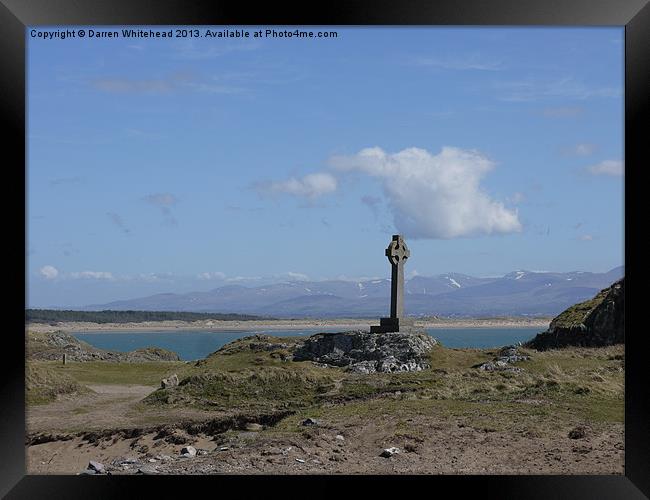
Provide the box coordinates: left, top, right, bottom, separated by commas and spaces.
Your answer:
73, 327, 544, 361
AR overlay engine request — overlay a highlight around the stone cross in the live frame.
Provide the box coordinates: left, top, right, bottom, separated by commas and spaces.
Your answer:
386, 235, 410, 319
371, 234, 412, 333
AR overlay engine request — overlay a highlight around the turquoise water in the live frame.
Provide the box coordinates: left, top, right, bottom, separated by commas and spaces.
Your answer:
73, 327, 543, 361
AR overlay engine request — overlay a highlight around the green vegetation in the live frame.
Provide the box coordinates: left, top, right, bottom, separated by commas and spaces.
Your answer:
26, 334, 624, 440
548, 288, 609, 329
25, 309, 270, 324
26, 363, 90, 405
34, 360, 185, 386
139, 336, 624, 431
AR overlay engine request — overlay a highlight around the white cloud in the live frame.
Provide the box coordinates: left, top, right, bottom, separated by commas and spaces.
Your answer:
586, 160, 624, 176
198, 272, 226, 280
39, 265, 59, 280
257, 172, 337, 199
330, 146, 522, 239
580, 234, 594, 241
70, 271, 115, 280
572, 143, 597, 156
286, 271, 309, 281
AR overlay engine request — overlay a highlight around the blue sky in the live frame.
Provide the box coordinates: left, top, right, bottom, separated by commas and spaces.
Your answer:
27, 27, 624, 307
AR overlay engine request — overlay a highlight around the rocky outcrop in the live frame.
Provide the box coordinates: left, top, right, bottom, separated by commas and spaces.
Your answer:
292, 330, 437, 374
27, 330, 181, 362
476, 345, 530, 372
526, 278, 624, 350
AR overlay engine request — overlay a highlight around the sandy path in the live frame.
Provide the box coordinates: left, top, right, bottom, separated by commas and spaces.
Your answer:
26, 384, 157, 434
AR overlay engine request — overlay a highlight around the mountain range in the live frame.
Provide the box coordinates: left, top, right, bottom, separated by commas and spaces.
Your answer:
79, 266, 624, 318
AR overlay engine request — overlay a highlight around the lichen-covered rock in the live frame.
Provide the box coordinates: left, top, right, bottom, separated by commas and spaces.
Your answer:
526, 278, 624, 350
293, 330, 437, 373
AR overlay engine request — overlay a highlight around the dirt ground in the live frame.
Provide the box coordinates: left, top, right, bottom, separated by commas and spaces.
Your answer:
26, 384, 623, 475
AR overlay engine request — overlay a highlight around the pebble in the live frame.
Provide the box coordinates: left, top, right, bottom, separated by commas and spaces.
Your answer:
295, 458, 305, 463
380, 447, 400, 458
180, 446, 197, 457
335, 435, 345, 441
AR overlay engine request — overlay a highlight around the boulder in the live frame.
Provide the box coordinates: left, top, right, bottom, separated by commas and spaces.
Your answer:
161, 374, 179, 389
301, 418, 320, 427
293, 330, 437, 373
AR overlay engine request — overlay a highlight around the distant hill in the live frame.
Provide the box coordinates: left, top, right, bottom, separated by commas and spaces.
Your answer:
25, 309, 269, 324
76, 266, 624, 318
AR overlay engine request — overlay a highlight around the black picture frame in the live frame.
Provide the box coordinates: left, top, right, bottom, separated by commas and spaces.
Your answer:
2, 0, 647, 497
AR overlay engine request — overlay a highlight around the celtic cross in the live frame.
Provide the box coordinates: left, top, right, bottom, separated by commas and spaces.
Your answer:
386, 235, 410, 319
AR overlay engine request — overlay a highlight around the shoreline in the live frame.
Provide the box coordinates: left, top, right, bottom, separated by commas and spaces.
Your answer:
27, 317, 551, 333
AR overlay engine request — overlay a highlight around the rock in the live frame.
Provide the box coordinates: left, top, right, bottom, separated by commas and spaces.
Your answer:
197, 449, 209, 456
161, 374, 179, 389
294, 330, 437, 373
295, 458, 305, 463
568, 425, 589, 439
476, 345, 529, 371
335, 435, 345, 441
137, 465, 159, 474
180, 445, 196, 457
301, 418, 320, 426
87, 460, 104, 473
79, 469, 96, 475
245, 423, 263, 431
380, 447, 400, 458
527, 278, 624, 350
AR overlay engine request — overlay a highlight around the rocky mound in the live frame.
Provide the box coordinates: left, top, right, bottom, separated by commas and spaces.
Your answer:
27, 331, 181, 362
526, 278, 624, 350
293, 330, 438, 374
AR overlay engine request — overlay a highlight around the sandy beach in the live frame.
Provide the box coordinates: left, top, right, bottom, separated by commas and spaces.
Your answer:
27, 317, 551, 333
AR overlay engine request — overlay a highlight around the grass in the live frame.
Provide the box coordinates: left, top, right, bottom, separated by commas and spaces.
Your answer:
26, 363, 90, 405
548, 288, 609, 329
26, 334, 624, 438
30, 360, 185, 386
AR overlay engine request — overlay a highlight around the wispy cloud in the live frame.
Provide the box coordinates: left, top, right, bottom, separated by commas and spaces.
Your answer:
495, 78, 621, 102
410, 54, 504, 71
143, 192, 179, 226
50, 176, 84, 186
563, 143, 597, 156
69, 271, 115, 280
542, 106, 584, 117
585, 160, 624, 176
198, 272, 226, 280
92, 72, 244, 95
107, 212, 131, 234
255, 173, 337, 200
92, 78, 174, 94
172, 40, 261, 60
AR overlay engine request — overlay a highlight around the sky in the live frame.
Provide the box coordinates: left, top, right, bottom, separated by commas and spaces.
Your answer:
26, 27, 624, 307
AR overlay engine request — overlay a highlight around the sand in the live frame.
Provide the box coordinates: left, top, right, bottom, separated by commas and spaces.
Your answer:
28, 317, 551, 333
